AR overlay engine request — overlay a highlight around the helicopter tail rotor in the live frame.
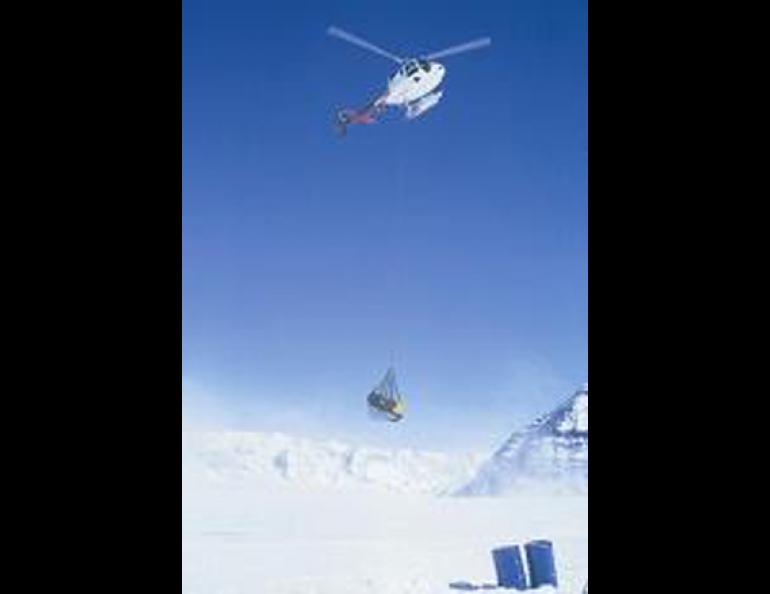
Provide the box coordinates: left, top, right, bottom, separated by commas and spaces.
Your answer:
334, 110, 352, 136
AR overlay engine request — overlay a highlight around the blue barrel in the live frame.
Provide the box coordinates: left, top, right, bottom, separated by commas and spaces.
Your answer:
491, 546, 528, 590
524, 540, 558, 589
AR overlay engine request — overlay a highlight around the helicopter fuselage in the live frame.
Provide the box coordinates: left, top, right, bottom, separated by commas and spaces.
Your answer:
383, 58, 445, 106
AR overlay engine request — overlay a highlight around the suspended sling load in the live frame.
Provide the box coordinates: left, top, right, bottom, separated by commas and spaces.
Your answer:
367, 367, 406, 422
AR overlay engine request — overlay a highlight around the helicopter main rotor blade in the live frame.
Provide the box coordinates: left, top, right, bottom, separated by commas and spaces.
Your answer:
423, 37, 491, 60
327, 26, 404, 64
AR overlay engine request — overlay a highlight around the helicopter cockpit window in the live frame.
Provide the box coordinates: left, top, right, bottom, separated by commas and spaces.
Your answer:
418, 59, 431, 72
405, 61, 419, 76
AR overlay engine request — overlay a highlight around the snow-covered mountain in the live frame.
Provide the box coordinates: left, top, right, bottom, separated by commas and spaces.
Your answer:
183, 430, 484, 495
456, 384, 588, 495
183, 384, 588, 498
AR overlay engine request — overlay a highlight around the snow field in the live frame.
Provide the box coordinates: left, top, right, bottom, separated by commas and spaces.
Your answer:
183, 488, 587, 594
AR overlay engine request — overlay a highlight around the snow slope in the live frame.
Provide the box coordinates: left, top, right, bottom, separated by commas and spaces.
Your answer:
457, 385, 588, 496
183, 430, 484, 495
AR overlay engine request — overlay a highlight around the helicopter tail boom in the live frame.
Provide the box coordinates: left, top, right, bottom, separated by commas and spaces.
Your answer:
335, 108, 375, 136
334, 95, 388, 136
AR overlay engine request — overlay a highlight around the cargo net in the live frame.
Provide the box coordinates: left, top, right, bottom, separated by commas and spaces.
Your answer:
367, 367, 405, 422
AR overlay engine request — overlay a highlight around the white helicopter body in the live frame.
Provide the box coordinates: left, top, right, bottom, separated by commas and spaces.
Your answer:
383, 59, 445, 106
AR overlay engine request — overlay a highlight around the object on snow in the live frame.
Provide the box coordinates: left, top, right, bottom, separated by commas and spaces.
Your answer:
491, 545, 527, 590
524, 540, 558, 589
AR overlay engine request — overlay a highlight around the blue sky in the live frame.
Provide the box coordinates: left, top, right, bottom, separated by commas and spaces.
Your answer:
183, 0, 587, 452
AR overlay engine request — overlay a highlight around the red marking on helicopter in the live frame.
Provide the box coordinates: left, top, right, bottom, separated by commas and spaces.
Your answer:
334, 94, 388, 136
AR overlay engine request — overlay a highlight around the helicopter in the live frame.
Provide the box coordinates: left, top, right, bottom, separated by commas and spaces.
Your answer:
327, 26, 491, 135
